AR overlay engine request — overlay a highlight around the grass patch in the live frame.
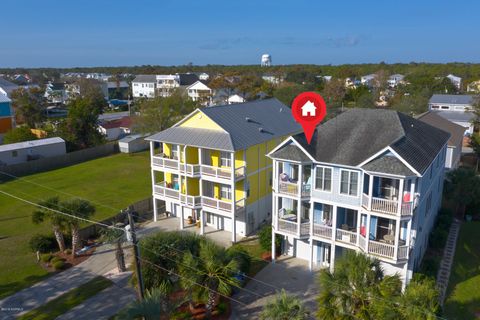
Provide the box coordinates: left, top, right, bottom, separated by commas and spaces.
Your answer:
0, 151, 150, 299
232, 238, 268, 277
444, 221, 480, 319
18, 276, 113, 320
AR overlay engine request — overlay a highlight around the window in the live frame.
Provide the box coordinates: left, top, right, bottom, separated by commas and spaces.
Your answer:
220, 185, 231, 200
171, 144, 179, 160
315, 167, 332, 191
340, 170, 359, 196
12, 151, 17, 157
220, 151, 231, 167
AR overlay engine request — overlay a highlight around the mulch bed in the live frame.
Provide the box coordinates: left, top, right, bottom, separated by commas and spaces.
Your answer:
172, 290, 232, 320
40, 240, 97, 272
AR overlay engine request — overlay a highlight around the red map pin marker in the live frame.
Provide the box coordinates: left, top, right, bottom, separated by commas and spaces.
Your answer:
291, 92, 327, 144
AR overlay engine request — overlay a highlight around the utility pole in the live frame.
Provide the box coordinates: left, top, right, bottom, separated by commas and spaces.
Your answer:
127, 208, 145, 300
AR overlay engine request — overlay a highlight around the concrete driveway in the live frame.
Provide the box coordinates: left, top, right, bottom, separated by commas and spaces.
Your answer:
230, 256, 319, 319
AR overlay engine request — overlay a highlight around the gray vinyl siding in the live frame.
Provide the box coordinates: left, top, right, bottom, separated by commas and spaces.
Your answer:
311, 165, 362, 207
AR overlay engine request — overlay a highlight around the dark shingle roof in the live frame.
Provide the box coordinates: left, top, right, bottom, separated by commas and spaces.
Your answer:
429, 94, 474, 105
270, 144, 312, 162
362, 154, 415, 176
436, 111, 475, 123
291, 108, 449, 175
147, 98, 301, 151
179, 73, 199, 86
417, 111, 466, 148
132, 75, 156, 83
0, 77, 18, 89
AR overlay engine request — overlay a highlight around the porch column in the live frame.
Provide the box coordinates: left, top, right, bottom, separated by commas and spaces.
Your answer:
180, 206, 184, 229
200, 209, 205, 235
151, 166, 157, 222
405, 219, 412, 260
231, 152, 236, 243
298, 164, 303, 197
397, 178, 404, 215
365, 213, 371, 253
150, 141, 155, 160
368, 174, 374, 210
356, 210, 361, 246
297, 165, 303, 236
329, 244, 336, 273
272, 194, 278, 231
309, 201, 314, 271
331, 205, 338, 243
394, 218, 401, 260
271, 230, 276, 264
153, 197, 158, 222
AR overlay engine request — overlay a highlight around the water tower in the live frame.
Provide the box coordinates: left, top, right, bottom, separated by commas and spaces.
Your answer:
261, 54, 271, 67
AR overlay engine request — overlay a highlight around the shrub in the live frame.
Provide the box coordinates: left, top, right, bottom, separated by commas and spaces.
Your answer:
64, 249, 72, 255
41, 253, 53, 263
52, 260, 65, 270
29, 234, 56, 253
258, 225, 282, 252
419, 256, 440, 279
436, 210, 453, 231
227, 246, 252, 274
50, 256, 65, 264
429, 228, 448, 249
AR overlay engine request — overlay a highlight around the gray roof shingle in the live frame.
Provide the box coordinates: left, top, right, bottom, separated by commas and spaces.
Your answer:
362, 154, 415, 176
270, 144, 312, 162
417, 111, 466, 148
132, 75, 156, 83
429, 94, 474, 105
147, 98, 301, 151
289, 108, 449, 175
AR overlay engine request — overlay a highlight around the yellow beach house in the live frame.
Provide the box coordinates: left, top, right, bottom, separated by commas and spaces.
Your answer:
146, 98, 301, 242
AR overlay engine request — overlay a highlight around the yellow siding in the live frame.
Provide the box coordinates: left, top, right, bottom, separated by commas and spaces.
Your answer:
210, 150, 220, 167
165, 172, 172, 184
235, 150, 245, 169
214, 184, 220, 199
186, 178, 199, 195
235, 181, 244, 200
184, 146, 199, 164
179, 110, 223, 131
246, 145, 259, 174
247, 174, 259, 205
258, 170, 267, 199
163, 143, 172, 157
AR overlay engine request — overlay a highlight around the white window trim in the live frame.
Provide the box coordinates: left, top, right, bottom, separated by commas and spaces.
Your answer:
314, 165, 333, 193
220, 151, 232, 167
339, 169, 359, 197
220, 185, 232, 200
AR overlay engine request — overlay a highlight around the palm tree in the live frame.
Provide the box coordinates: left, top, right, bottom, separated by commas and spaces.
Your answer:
179, 240, 240, 319
398, 276, 439, 320
100, 224, 126, 272
317, 251, 401, 320
31, 196, 68, 252
445, 167, 480, 217
62, 199, 95, 257
117, 281, 184, 320
260, 289, 307, 320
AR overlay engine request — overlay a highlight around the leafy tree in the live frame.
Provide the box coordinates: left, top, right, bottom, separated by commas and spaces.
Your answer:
3, 126, 37, 144
398, 276, 439, 319
179, 240, 240, 318
273, 84, 305, 106
133, 90, 198, 134
237, 74, 264, 99
390, 93, 429, 115
260, 289, 307, 320
445, 167, 480, 217
322, 79, 346, 108
58, 97, 105, 150
100, 225, 126, 272
62, 199, 96, 257
355, 92, 376, 108
344, 85, 370, 104
10, 87, 46, 128
258, 225, 282, 253
31, 197, 68, 252
469, 133, 480, 171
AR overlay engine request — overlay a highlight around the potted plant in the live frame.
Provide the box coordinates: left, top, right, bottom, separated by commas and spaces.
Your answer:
187, 216, 194, 224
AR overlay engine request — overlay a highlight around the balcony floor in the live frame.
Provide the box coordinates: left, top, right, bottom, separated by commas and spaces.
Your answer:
141, 216, 242, 247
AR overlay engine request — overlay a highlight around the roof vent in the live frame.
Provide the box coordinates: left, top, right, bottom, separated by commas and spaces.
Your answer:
259, 127, 265, 132
279, 108, 283, 112
245, 117, 252, 122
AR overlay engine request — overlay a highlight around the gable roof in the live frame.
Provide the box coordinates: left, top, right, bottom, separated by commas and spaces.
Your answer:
362, 154, 415, 176
287, 108, 449, 175
147, 98, 301, 151
270, 143, 312, 162
132, 75, 156, 83
178, 73, 199, 86
100, 116, 133, 129
0, 77, 18, 89
417, 111, 466, 148
186, 80, 211, 90
0, 137, 65, 152
429, 94, 474, 105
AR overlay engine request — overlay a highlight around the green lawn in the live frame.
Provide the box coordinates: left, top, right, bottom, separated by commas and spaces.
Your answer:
0, 151, 151, 299
232, 238, 269, 277
444, 221, 480, 319
18, 276, 113, 320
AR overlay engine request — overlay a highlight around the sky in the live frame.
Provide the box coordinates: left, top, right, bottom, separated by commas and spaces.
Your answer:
1, 0, 480, 68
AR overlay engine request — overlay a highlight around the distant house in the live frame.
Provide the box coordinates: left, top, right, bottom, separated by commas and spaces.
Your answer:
186, 81, 212, 105
0, 94, 14, 143
418, 111, 466, 169
98, 116, 133, 141
262, 74, 284, 85
428, 94, 475, 134
197, 72, 210, 81
446, 74, 462, 89
0, 137, 66, 166
107, 81, 129, 100
132, 75, 156, 99
118, 134, 149, 153
344, 77, 357, 88
227, 94, 246, 104
361, 74, 376, 87
388, 74, 405, 88
467, 80, 480, 93
319, 75, 332, 83
0, 77, 19, 97
45, 82, 67, 104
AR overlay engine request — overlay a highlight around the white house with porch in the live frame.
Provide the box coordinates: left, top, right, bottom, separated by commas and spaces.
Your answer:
268, 108, 450, 287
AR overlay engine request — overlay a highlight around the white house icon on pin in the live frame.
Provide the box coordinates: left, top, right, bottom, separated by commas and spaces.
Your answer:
301, 100, 316, 117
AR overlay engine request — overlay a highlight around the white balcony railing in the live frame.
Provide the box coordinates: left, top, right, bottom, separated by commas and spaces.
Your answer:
300, 222, 310, 235
277, 219, 297, 234
362, 193, 415, 216
201, 165, 232, 180
234, 166, 246, 179
313, 223, 332, 239
179, 164, 201, 176
358, 234, 366, 250
368, 240, 395, 258
278, 181, 311, 197
152, 154, 180, 170
179, 194, 201, 207
397, 245, 409, 260
154, 182, 180, 200
202, 196, 233, 212
336, 229, 357, 245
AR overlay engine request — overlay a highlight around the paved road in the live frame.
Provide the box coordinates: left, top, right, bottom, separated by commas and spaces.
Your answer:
230, 256, 319, 320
